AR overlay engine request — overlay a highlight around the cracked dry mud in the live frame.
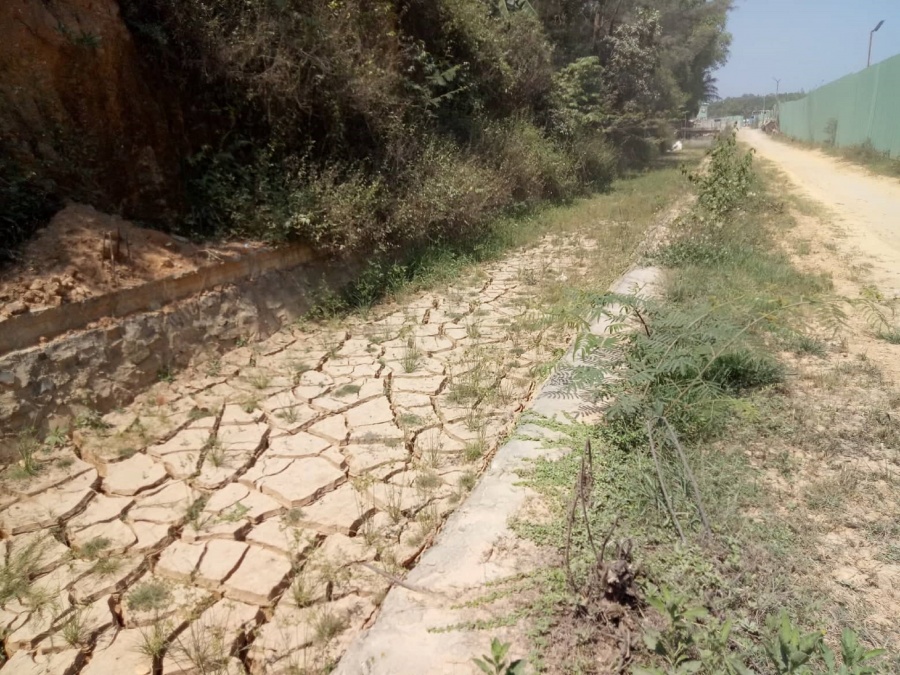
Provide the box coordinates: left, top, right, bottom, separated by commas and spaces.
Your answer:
0, 237, 595, 674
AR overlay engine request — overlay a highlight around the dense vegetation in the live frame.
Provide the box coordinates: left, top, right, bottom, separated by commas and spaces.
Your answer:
3, 0, 732, 259
708, 91, 806, 118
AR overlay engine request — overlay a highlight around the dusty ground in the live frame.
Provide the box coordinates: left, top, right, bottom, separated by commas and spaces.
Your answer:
741, 130, 900, 649
741, 129, 900, 297
0, 204, 261, 319
0, 235, 594, 674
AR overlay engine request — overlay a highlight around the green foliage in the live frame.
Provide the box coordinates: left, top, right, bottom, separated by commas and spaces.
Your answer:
764, 614, 885, 675
708, 92, 807, 118
687, 130, 754, 219
473, 638, 526, 675
636, 587, 752, 675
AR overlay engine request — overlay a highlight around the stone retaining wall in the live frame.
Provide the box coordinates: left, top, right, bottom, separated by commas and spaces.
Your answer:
0, 249, 358, 454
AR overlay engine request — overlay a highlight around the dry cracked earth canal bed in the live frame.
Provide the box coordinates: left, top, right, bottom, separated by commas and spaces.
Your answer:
0, 237, 596, 674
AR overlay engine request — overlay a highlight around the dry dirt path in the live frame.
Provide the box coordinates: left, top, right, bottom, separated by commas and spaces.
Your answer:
740, 129, 900, 296
0, 237, 593, 674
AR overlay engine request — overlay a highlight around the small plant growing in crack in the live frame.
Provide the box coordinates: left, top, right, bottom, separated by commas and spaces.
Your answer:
239, 395, 259, 414
401, 341, 422, 373
205, 439, 227, 468
10, 428, 42, 478
218, 502, 250, 523
284, 507, 305, 526
277, 406, 300, 424
61, 607, 89, 647
313, 608, 348, 644
0, 535, 52, 606
333, 383, 362, 398
291, 566, 315, 608
464, 430, 488, 462
398, 413, 424, 430
385, 483, 405, 523
137, 619, 171, 660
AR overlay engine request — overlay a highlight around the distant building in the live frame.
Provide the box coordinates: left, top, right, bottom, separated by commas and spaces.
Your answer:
697, 103, 709, 121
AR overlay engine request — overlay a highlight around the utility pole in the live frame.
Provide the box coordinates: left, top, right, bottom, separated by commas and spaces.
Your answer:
773, 77, 781, 117
868, 20, 885, 67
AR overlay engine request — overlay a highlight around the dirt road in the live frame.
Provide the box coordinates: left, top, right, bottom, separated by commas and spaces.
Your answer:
740, 129, 900, 296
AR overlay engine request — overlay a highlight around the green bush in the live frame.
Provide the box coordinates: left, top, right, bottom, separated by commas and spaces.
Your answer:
478, 118, 578, 203
566, 131, 618, 190
390, 139, 510, 245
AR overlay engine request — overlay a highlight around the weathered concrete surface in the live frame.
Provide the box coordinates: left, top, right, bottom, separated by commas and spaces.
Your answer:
0, 236, 596, 673
333, 265, 662, 674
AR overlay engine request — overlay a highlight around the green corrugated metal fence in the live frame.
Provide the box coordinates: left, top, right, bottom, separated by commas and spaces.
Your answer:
778, 53, 900, 158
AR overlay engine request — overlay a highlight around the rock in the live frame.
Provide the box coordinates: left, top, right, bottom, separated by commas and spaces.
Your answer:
245, 518, 315, 558
80, 628, 152, 675
156, 541, 205, 582
70, 519, 137, 554
66, 495, 133, 533
103, 454, 168, 496
195, 540, 248, 589
201, 482, 282, 523
223, 546, 292, 606
293, 485, 374, 536
162, 599, 260, 673
345, 397, 394, 427
7, 301, 28, 316
267, 432, 331, 459
0, 471, 96, 535
249, 457, 346, 508
0, 648, 83, 674
128, 480, 195, 525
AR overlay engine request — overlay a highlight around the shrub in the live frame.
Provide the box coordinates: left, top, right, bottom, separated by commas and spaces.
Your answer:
478, 118, 578, 203
390, 139, 510, 245
566, 131, 618, 191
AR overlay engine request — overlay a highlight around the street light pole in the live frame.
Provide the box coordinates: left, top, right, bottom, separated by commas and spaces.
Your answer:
868, 20, 885, 67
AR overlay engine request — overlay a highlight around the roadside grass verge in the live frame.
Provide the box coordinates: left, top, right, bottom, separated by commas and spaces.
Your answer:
303, 152, 704, 320
513, 132, 896, 673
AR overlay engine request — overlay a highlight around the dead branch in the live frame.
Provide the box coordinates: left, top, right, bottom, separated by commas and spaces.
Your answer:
659, 415, 711, 535
646, 418, 685, 544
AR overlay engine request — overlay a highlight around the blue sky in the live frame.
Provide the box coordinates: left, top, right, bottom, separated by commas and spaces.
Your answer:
714, 0, 900, 97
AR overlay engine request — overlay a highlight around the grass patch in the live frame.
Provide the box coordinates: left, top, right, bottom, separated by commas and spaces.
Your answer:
514, 132, 893, 673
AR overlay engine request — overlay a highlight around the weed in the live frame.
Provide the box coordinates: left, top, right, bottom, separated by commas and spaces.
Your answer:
11, 429, 41, 478
457, 470, 477, 492
415, 470, 441, 495
246, 372, 271, 390
61, 607, 89, 647
0, 536, 49, 605
205, 440, 226, 468
277, 406, 300, 424
473, 638, 525, 675
79, 537, 111, 559
185, 495, 210, 530
138, 619, 172, 660
284, 507, 304, 525
464, 430, 488, 462
401, 342, 422, 373
92, 557, 121, 577
333, 383, 362, 398
313, 608, 347, 643
157, 366, 176, 384
219, 502, 250, 523
398, 413, 424, 430
128, 581, 172, 612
